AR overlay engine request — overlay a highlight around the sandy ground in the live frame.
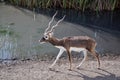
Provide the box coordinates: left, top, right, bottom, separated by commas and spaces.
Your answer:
0, 58, 120, 80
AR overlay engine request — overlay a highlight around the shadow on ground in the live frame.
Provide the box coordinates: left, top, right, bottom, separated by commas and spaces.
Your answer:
51, 68, 120, 80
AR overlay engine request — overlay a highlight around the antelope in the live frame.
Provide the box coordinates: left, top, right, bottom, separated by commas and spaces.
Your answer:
39, 11, 100, 70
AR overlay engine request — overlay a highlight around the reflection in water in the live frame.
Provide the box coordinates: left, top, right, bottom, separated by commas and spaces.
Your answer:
0, 30, 17, 60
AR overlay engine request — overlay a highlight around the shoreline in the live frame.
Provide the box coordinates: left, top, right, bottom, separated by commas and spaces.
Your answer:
0, 55, 120, 67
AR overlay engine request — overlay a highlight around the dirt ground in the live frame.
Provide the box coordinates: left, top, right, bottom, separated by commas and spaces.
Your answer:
0, 58, 120, 80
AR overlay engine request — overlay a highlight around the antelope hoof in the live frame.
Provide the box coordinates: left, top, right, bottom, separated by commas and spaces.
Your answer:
76, 66, 80, 69
97, 67, 101, 70
49, 67, 55, 71
76, 66, 81, 70
68, 68, 72, 71
97, 65, 100, 70
77, 67, 80, 70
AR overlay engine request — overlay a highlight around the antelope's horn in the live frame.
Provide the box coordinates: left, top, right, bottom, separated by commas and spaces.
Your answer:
49, 15, 66, 33
44, 11, 58, 34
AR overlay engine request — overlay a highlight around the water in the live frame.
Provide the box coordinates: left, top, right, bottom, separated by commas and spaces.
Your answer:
0, 4, 120, 60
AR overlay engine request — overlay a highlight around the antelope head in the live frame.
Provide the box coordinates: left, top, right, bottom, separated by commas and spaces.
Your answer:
39, 11, 65, 44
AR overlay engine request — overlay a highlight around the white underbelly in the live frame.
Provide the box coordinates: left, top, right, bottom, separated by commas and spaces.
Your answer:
70, 47, 86, 52
55, 46, 86, 52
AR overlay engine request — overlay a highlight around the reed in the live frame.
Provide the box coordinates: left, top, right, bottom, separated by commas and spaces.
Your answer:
6, 0, 120, 11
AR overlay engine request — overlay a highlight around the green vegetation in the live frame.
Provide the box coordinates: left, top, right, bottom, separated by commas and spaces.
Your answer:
0, 26, 13, 35
6, 0, 120, 11
0, 24, 19, 37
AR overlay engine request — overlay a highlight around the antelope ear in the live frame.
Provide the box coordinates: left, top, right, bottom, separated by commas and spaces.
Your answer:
49, 32, 54, 37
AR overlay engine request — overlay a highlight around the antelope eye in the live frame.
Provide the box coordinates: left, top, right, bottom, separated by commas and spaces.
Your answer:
44, 35, 48, 39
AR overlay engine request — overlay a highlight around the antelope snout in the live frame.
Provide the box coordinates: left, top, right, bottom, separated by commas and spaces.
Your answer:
39, 37, 46, 44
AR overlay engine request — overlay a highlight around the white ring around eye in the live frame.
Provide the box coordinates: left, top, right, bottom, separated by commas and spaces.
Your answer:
44, 35, 49, 40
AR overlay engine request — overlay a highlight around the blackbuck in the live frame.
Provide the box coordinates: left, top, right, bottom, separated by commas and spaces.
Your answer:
39, 12, 100, 70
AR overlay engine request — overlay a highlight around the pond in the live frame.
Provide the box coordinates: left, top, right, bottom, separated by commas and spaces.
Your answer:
0, 4, 120, 60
